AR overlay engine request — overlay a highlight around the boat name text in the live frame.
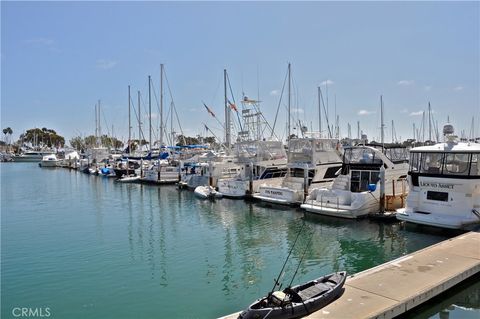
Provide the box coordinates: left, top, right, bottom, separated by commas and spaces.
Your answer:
419, 182, 454, 189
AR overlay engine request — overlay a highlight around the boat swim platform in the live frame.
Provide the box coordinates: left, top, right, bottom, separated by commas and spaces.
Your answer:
220, 231, 480, 319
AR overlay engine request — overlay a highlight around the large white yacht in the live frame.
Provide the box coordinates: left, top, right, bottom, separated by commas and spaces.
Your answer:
301, 144, 409, 218
13, 150, 55, 162
396, 125, 480, 229
253, 138, 342, 205
216, 140, 287, 198
141, 160, 180, 184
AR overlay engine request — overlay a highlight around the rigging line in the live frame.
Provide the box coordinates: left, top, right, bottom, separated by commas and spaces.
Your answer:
203, 122, 228, 150
163, 69, 186, 140
226, 72, 243, 133
319, 88, 332, 138
161, 105, 173, 145
271, 65, 289, 139
129, 95, 147, 143
100, 107, 113, 147
172, 102, 186, 145
149, 77, 162, 133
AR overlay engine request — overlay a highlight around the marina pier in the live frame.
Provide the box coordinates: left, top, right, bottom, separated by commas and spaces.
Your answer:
223, 231, 480, 319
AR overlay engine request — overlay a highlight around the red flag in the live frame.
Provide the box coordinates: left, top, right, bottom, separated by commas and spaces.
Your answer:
228, 100, 238, 112
203, 103, 215, 117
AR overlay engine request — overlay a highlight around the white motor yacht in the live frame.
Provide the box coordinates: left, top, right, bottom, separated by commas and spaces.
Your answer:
141, 160, 180, 184
253, 138, 342, 205
13, 150, 55, 162
217, 140, 287, 198
396, 125, 480, 229
301, 144, 409, 218
39, 154, 60, 167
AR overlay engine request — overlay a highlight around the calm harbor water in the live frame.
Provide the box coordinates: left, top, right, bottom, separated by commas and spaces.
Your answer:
1, 163, 479, 319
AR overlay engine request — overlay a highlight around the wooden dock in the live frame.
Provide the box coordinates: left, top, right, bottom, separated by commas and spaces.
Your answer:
221, 231, 480, 319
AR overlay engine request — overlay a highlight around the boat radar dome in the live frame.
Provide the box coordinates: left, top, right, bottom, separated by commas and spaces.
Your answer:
443, 124, 454, 136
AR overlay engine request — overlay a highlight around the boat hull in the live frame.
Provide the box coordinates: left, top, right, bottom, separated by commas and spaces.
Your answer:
238, 271, 346, 319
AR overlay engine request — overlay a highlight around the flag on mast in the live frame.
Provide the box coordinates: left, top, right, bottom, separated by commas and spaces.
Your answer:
228, 100, 238, 112
203, 103, 216, 117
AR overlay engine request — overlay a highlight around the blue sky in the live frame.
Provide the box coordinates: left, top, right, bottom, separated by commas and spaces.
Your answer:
1, 1, 479, 146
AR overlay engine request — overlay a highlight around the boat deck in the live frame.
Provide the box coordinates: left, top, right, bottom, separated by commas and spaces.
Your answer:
220, 231, 480, 319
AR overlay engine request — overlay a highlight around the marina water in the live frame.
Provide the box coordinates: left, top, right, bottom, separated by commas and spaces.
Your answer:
2, 163, 479, 318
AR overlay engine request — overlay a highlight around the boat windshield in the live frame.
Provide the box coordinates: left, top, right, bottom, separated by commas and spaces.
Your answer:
343, 148, 382, 165
410, 152, 480, 176
288, 139, 313, 163
235, 141, 286, 162
384, 147, 409, 163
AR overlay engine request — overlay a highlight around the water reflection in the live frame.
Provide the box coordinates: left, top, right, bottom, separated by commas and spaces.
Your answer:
402, 274, 480, 319
3, 164, 477, 319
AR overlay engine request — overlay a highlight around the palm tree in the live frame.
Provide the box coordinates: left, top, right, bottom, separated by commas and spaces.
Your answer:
2, 128, 7, 144
7, 127, 13, 145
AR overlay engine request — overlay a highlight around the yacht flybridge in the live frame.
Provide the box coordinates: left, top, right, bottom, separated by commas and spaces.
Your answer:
396, 124, 480, 229
301, 144, 409, 218
253, 138, 342, 205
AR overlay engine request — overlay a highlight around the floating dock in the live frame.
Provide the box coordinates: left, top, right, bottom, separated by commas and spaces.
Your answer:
221, 231, 480, 319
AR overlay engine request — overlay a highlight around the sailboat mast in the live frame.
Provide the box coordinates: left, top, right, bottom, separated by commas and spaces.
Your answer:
428, 102, 432, 142
128, 85, 131, 153
148, 75, 152, 151
138, 91, 141, 151
317, 86, 321, 137
98, 100, 101, 143
224, 69, 230, 148
380, 95, 384, 149
287, 63, 291, 140
95, 103, 98, 147
160, 64, 164, 147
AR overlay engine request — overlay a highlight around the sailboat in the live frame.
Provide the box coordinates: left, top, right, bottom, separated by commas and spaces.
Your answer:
140, 65, 182, 184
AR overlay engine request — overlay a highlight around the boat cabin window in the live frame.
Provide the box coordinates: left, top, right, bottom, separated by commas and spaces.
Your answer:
314, 140, 337, 152
343, 148, 382, 165
410, 152, 480, 177
289, 168, 315, 179
350, 170, 380, 192
420, 152, 443, 174
471, 154, 479, 176
288, 139, 313, 162
444, 153, 470, 176
384, 147, 409, 163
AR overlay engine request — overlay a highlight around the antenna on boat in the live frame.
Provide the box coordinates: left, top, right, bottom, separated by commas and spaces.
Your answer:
270, 219, 306, 294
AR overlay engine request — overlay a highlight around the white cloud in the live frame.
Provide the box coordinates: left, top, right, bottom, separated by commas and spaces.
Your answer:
25, 37, 54, 46
320, 79, 334, 86
424, 85, 432, 91
397, 80, 414, 86
409, 111, 424, 116
358, 110, 375, 115
96, 59, 118, 70
270, 90, 279, 96
453, 86, 464, 92
292, 108, 304, 114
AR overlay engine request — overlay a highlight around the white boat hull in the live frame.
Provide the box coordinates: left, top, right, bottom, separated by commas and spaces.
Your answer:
116, 175, 141, 183
194, 186, 222, 199
301, 188, 380, 218
253, 186, 302, 205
